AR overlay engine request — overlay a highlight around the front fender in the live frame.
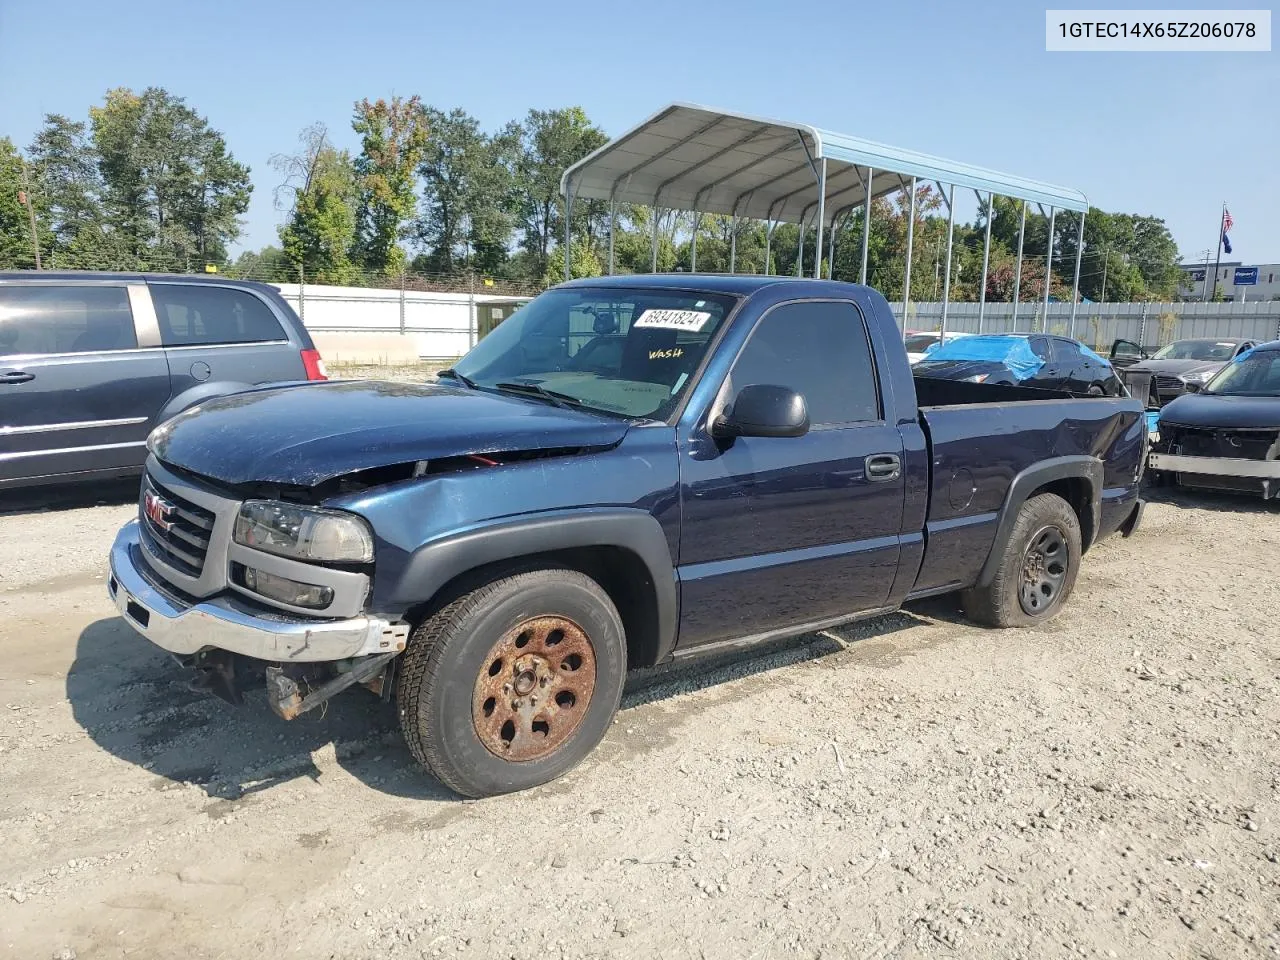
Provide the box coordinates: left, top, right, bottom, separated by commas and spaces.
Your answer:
375, 508, 679, 664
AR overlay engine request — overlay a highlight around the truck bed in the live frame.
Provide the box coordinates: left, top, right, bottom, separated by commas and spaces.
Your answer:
908, 385, 1145, 597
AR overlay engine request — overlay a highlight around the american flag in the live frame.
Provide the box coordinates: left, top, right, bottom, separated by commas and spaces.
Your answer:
1223, 209, 1234, 232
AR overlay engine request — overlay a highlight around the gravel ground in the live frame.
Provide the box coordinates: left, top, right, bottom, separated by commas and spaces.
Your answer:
1, 487, 1278, 960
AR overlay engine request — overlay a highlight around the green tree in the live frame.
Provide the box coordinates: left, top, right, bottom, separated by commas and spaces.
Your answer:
0, 138, 40, 269
89, 87, 250, 268
542, 239, 603, 283
26, 115, 104, 265
273, 123, 359, 284
351, 96, 429, 274
415, 107, 514, 275
509, 107, 607, 279
228, 245, 291, 281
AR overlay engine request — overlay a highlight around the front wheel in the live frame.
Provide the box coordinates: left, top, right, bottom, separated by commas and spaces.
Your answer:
1086, 383, 1105, 396
396, 569, 627, 798
962, 492, 1082, 627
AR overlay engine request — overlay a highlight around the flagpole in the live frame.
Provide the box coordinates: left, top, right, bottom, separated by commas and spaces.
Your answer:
1207, 202, 1225, 302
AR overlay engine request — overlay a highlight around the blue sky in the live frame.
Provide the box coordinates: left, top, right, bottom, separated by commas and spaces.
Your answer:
2, 0, 1276, 265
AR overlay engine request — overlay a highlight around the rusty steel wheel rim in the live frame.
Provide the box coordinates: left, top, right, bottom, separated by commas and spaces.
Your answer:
472, 615, 598, 761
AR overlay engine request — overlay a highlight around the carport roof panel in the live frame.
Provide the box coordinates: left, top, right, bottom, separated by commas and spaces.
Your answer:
562, 103, 1088, 223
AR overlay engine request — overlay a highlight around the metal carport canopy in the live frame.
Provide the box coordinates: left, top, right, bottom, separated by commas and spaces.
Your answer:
560, 102, 1088, 225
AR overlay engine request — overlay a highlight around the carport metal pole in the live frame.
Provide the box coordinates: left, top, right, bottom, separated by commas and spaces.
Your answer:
860, 166, 874, 285
795, 215, 805, 277
764, 221, 774, 274
902, 178, 916, 331
978, 191, 993, 333
1011, 201, 1026, 327
690, 213, 699, 271
813, 159, 827, 280
828, 212, 839, 279
650, 206, 660, 272
607, 198, 616, 275
1042, 206, 1056, 330
729, 217, 737, 273
939, 183, 956, 337
563, 176, 575, 281
1069, 213, 1085, 338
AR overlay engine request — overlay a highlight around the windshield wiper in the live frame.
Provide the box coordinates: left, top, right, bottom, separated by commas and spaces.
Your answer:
436, 368, 477, 389
492, 380, 584, 409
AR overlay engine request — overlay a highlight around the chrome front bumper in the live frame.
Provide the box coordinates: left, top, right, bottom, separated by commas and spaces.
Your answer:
108, 520, 408, 662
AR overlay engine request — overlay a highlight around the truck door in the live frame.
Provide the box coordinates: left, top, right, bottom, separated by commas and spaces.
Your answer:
676, 300, 906, 651
0, 281, 171, 487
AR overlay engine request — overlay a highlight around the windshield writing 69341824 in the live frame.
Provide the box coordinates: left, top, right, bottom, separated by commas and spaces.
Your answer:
450, 287, 737, 420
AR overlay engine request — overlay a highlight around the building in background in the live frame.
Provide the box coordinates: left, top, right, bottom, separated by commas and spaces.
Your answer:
1179, 262, 1280, 302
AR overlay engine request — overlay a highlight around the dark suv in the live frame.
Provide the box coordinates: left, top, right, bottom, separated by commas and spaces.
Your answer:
0, 273, 325, 491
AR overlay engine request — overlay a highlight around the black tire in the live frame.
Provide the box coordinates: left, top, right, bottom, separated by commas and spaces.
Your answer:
396, 568, 626, 798
961, 492, 1082, 628
1086, 383, 1105, 397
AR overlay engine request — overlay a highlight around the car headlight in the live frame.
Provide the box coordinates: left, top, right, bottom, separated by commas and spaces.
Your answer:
234, 500, 374, 563
1181, 370, 1212, 383
962, 373, 990, 383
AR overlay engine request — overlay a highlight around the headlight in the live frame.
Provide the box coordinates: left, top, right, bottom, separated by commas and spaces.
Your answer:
1181, 370, 1212, 383
234, 500, 374, 563
962, 373, 990, 383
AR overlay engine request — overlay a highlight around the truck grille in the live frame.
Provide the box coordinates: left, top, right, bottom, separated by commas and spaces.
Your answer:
139, 474, 216, 577
1166, 425, 1280, 461
1154, 375, 1184, 396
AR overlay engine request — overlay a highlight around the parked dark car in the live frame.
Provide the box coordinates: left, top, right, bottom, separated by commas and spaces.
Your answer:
0, 273, 326, 490
913, 333, 1123, 395
107, 275, 1146, 798
1149, 340, 1280, 499
1111, 336, 1257, 406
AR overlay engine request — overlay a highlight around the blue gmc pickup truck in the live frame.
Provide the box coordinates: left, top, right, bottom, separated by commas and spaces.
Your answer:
107, 275, 1146, 797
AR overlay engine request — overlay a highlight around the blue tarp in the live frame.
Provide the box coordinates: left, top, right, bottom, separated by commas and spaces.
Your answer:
921, 335, 1046, 381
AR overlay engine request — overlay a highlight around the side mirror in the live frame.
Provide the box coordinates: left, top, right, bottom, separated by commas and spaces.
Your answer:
712, 384, 809, 439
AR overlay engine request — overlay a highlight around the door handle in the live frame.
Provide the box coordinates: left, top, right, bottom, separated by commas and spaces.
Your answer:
864, 453, 901, 482
0, 370, 35, 384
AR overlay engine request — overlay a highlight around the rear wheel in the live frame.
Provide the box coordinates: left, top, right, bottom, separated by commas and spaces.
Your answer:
962, 493, 1082, 628
396, 569, 627, 798
1087, 383, 1105, 396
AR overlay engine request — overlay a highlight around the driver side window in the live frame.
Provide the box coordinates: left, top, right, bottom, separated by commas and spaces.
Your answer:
727, 301, 880, 427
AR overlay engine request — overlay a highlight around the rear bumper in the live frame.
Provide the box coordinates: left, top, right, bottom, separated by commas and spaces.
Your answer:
108, 520, 407, 662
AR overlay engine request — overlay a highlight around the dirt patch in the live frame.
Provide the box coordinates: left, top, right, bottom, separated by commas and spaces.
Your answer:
1, 491, 1277, 959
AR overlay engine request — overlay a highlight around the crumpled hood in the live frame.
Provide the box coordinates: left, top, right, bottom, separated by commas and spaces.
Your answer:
1159, 392, 1280, 430
149, 380, 631, 487
1127, 358, 1224, 378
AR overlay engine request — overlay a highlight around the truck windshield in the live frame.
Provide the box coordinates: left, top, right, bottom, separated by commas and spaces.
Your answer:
1203, 350, 1280, 396
451, 287, 738, 419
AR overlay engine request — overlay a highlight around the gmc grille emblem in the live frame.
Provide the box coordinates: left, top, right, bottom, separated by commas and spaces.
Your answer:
144, 490, 176, 531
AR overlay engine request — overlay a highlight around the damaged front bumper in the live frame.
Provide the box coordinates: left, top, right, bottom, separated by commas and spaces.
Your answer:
1148, 453, 1280, 498
109, 521, 407, 661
